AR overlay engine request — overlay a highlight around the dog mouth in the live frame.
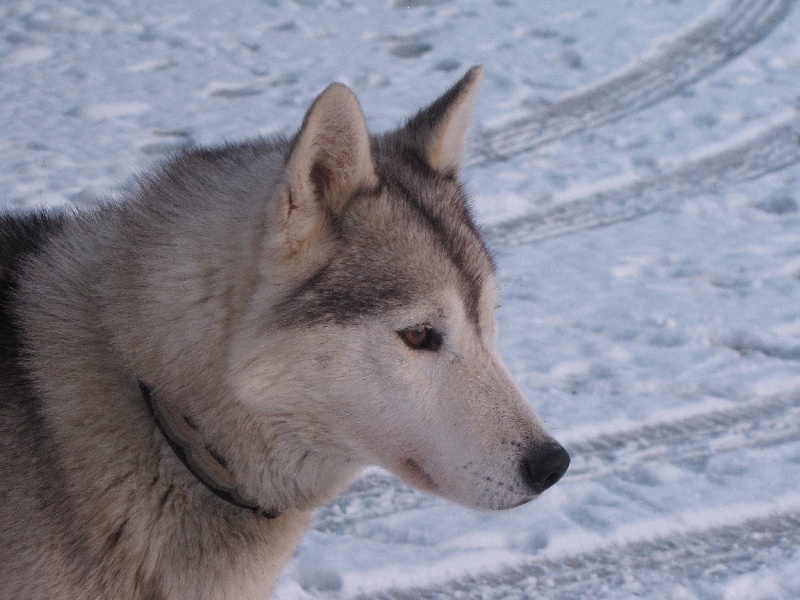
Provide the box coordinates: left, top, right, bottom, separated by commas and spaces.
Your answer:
397, 457, 437, 493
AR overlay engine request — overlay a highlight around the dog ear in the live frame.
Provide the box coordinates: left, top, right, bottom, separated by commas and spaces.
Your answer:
279, 82, 377, 253
401, 65, 482, 176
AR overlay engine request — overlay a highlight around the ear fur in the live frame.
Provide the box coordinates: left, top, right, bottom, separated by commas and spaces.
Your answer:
402, 65, 483, 175
280, 82, 377, 252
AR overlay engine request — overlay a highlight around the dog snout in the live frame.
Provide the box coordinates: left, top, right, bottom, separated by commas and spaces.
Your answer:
520, 441, 570, 495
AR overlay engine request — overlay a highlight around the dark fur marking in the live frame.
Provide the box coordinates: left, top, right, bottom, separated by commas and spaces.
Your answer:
0, 212, 116, 590
273, 232, 411, 327
278, 265, 409, 326
393, 146, 489, 253
205, 444, 229, 470
377, 172, 488, 330
104, 518, 128, 553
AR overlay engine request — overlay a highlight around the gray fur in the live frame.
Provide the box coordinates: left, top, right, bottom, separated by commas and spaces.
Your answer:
0, 67, 568, 599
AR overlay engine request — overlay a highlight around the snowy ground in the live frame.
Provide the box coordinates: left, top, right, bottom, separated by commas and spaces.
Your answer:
3, 0, 800, 598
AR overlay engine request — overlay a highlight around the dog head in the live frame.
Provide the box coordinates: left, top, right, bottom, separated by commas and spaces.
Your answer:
227, 67, 569, 513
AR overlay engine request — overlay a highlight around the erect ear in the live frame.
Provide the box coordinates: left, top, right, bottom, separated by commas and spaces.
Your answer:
279, 82, 377, 253
401, 65, 482, 176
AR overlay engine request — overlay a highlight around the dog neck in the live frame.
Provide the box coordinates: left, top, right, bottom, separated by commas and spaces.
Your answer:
138, 381, 279, 520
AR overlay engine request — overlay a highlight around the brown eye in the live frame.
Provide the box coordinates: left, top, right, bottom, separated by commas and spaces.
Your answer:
403, 326, 429, 347
399, 325, 442, 351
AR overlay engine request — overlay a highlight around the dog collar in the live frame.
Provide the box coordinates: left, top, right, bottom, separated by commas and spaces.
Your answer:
139, 381, 279, 519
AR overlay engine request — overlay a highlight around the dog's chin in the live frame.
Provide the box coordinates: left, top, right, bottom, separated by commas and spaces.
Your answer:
445, 479, 540, 511
391, 458, 540, 511
503, 494, 537, 509
457, 492, 537, 512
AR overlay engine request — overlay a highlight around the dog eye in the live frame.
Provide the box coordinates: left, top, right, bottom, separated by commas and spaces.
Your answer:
399, 325, 442, 351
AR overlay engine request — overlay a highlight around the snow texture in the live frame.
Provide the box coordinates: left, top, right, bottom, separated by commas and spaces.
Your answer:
2, 0, 800, 598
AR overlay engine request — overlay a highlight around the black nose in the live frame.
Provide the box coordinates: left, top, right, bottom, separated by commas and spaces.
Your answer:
521, 441, 570, 495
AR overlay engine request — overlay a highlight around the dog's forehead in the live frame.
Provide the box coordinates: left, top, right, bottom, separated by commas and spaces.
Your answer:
273, 152, 495, 328
351, 165, 495, 324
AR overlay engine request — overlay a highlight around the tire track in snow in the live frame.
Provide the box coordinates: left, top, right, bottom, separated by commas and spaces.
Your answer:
361, 509, 800, 599
315, 392, 800, 534
467, 0, 796, 166
565, 393, 800, 481
484, 112, 800, 246
315, 471, 438, 535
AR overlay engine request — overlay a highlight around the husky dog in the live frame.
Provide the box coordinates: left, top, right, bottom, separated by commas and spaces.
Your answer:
0, 67, 569, 599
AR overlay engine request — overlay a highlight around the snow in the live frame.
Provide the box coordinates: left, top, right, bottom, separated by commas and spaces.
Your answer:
2, 0, 800, 598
